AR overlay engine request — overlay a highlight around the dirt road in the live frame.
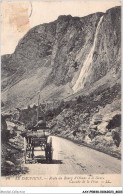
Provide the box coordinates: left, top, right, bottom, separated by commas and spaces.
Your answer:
24, 136, 121, 175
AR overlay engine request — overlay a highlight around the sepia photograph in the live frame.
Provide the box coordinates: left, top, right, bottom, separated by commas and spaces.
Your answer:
1, 1, 122, 188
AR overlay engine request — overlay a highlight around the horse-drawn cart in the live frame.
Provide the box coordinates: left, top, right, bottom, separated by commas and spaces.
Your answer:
21, 123, 53, 163
21, 94, 53, 163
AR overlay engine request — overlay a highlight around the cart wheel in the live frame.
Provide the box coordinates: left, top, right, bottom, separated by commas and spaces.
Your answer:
46, 153, 49, 162
31, 147, 34, 159
46, 138, 53, 162
49, 138, 53, 161
45, 144, 51, 162
49, 150, 52, 161
45, 144, 49, 162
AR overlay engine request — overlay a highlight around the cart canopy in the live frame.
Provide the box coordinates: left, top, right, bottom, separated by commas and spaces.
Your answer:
21, 128, 50, 138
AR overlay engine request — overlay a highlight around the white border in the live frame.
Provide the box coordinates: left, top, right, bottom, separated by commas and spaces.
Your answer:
0, 0, 122, 193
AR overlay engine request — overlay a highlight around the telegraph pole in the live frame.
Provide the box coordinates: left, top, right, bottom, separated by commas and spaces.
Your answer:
37, 92, 40, 123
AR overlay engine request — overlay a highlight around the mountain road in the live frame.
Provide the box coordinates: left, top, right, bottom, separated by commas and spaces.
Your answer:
23, 136, 121, 175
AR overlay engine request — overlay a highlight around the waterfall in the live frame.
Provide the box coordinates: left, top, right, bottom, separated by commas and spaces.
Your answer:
72, 16, 104, 93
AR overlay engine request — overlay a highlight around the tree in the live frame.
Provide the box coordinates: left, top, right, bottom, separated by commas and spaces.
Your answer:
60, 100, 65, 107
33, 104, 37, 109
27, 105, 31, 110
1, 101, 4, 107
77, 96, 82, 104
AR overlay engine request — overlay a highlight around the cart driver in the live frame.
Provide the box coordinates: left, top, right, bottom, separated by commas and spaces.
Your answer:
36, 116, 46, 129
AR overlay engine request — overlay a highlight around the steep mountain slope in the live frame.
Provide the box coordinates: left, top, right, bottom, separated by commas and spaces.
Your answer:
2, 7, 120, 111
48, 82, 121, 158
72, 7, 121, 92
2, 7, 121, 112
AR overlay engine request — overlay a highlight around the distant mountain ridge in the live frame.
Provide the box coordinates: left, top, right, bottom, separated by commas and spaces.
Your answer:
1, 6, 121, 111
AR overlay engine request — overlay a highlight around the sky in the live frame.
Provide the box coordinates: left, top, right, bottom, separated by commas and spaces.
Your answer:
1, 1, 121, 55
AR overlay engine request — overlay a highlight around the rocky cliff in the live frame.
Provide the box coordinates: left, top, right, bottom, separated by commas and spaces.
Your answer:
2, 6, 121, 110
1, 114, 26, 175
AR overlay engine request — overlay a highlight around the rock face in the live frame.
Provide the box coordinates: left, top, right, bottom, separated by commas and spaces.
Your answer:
2, 6, 121, 110
1, 115, 26, 176
73, 6, 121, 92
48, 97, 121, 158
